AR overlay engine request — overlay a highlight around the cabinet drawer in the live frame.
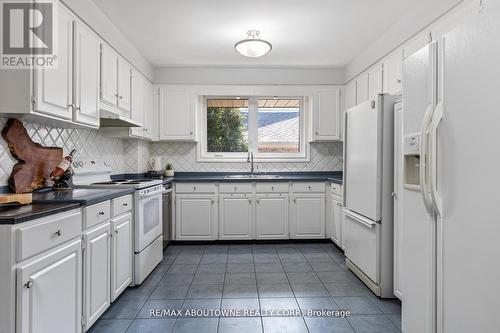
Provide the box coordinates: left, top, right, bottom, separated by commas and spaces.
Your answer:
176, 183, 216, 193
292, 182, 325, 193
84, 200, 111, 229
112, 194, 133, 216
330, 183, 342, 196
219, 183, 253, 193
256, 183, 288, 193
16, 209, 82, 262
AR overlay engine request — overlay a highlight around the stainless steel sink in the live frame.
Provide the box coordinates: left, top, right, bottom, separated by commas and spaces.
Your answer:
224, 174, 283, 180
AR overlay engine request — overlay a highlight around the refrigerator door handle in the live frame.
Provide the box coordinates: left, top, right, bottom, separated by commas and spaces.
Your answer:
419, 104, 435, 213
344, 209, 377, 228
429, 101, 444, 216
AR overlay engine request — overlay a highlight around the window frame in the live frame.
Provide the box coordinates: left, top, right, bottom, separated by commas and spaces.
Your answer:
198, 95, 309, 162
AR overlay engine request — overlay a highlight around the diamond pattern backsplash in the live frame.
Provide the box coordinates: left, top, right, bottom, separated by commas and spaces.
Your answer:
0, 117, 128, 186
150, 141, 343, 172
0, 116, 344, 187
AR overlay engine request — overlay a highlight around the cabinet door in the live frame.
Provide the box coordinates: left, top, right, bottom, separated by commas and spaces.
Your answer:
74, 22, 100, 127
255, 194, 289, 239
345, 81, 357, 110
331, 197, 342, 246
100, 44, 118, 106
33, 4, 74, 120
219, 194, 253, 240
130, 70, 144, 138
290, 194, 325, 239
17, 239, 82, 333
83, 223, 111, 330
159, 88, 194, 140
176, 195, 218, 240
142, 81, 155, 140
356, 72, 369, 105
368, 64, 383, 101
111, 212, 132, 301
117, 57, 131, 113
313, 88, 340, 141
383, 49, 403, 94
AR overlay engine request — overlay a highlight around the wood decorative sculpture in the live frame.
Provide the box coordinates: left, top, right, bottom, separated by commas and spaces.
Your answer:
1, 119, 63, 193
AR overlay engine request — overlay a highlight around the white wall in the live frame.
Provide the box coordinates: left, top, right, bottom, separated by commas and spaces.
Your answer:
62, 0, 154, 80
345, 0, 464, 82
154, 66, 345, 85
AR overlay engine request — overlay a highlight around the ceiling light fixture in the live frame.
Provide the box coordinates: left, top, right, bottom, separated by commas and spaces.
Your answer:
234, 30, 272, 58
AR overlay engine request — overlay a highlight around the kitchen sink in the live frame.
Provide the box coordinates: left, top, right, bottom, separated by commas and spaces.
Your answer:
224, 174, 283, 180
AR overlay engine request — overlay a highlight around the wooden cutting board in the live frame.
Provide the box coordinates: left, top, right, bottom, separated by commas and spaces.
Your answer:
1, 119, 63, 193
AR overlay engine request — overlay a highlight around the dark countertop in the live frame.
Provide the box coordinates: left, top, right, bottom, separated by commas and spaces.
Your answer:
32, 187, 135, 206
0, 203, 81, 225
162, 171, 343, 185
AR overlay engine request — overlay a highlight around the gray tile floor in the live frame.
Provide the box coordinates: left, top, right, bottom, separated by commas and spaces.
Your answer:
89, 242, 401, 333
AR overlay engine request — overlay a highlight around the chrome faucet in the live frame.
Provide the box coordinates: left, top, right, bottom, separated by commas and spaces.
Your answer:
247, 152, 254, 174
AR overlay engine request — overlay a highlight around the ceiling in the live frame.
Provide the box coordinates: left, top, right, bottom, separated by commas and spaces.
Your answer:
92, 0, 434, 68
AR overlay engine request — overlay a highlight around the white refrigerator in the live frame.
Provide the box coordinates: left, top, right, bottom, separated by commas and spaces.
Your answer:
343, 94, 398, 298
399, 2, 500, 332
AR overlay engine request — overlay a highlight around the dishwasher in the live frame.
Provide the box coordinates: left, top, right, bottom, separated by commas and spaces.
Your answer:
162, 182, 173, 249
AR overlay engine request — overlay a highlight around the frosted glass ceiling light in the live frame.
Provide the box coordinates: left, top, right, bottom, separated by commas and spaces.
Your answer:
235, 30, 272, 58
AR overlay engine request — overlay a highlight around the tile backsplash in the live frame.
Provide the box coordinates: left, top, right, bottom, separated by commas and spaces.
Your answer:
0, 117, 128, 186
0, 117, 343, 187
150, 142, 343, 172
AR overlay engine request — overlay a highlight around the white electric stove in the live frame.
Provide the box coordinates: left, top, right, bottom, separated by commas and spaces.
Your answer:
72, 158, 164, 285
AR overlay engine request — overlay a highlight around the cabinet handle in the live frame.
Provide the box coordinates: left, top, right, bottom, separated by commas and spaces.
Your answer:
25, 280, 33, 289
189, 131, 193, 135
54, 229, 62, 237
115, 229, 119, 234
308, 186, 312, 190
114, 94, 119, 97
123, 203, 128, 206
211, 199, 215, 204
271, 187, 275, 191
98, 211, 105, 216
68, 104, 75, 109
119, 96, 123, 100
256, 199, 260, 204
315, 131, 319, 135
193, 186, 197, 191
293, 198, 297, 203
397, 79, 402, 83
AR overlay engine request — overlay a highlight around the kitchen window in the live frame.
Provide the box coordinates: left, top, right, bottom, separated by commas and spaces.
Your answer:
199, 96, 308, 162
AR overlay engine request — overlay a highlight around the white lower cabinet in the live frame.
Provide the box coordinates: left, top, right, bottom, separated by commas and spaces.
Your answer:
255, 194, 289, 239
176, 194, 218, 240
83, 222, 111, 330
16, 239, 82, 333
331, 196, 342, 246
110, 212, 133, 302
290, 193, 325, 239
219, 194, 254, 240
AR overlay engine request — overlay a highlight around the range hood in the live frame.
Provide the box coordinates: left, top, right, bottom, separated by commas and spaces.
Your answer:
99, 109, 141, 127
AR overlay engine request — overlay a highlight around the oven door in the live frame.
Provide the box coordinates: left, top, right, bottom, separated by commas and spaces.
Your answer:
135, 191, 163, 253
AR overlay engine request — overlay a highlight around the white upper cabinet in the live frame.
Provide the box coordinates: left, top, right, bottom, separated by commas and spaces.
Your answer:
33, 3, 74, 121
74, 21, 100, 128
356, 72, 369, 105
383, 49, 403, 95
159, 87, 195, 141
142, 81, 156, 140
100, 44, 118, 107
117, 58, 131, 113
130, 69, 144, 138
313, 88, 340, 141
345, 81, 357, 110
368, 64, 383, 101
100, 44, 132, 117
